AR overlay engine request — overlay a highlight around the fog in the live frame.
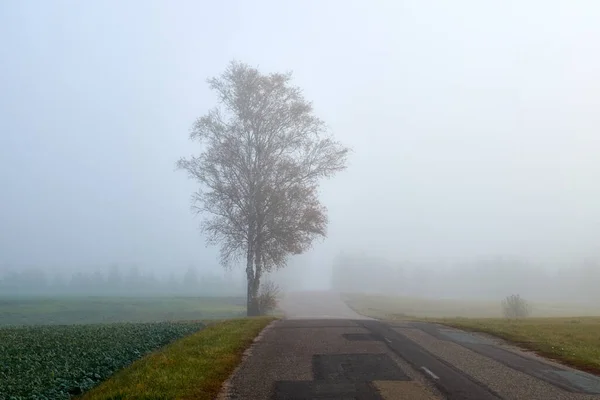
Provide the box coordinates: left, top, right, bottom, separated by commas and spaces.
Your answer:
1, 1, 599, 301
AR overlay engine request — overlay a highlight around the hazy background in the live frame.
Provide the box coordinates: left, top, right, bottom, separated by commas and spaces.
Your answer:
1, 1, 599, 296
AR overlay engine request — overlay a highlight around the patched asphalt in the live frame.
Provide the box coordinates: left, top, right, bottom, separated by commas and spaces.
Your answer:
220, 291, 600, 399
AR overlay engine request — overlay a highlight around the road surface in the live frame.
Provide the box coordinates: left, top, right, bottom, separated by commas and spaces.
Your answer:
221, 291, 600, 399
277, 291, 370, 320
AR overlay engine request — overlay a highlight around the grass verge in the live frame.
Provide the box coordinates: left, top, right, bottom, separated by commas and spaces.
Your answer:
431, 317, 600, 376
342, 293, 600, 375
80, 317, 275, 400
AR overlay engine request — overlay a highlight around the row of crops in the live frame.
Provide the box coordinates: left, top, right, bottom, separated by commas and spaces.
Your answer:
0, 321, 205, 400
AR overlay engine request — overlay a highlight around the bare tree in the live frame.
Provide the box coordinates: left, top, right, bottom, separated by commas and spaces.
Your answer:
177, 61, 349, 315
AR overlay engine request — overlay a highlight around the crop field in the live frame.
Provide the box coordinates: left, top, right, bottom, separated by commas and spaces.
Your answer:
0, 296, 246, 326
0, 321, 206, 400
81, 318, 275, 400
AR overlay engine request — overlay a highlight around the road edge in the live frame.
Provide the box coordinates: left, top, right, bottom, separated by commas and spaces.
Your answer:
216, 319, 279, 400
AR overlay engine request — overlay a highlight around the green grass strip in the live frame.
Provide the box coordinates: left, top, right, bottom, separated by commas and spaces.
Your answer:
431, 317, 600, 375
80, 317, 275, 400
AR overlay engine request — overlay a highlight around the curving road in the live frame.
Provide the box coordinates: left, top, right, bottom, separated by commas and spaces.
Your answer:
222, 291, 600, 399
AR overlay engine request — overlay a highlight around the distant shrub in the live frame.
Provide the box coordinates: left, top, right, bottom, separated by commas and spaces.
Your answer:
257, 280, 281, 315
502, 294, 532, 319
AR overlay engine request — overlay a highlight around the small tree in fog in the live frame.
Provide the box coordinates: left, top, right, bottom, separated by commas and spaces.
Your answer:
177, 61, 348, 315
501, 294, 532, 319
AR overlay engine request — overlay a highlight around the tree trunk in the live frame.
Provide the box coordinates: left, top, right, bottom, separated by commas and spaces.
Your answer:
252, 244, 263, 314
246, 245, 260, 316
246, 279, 260, 316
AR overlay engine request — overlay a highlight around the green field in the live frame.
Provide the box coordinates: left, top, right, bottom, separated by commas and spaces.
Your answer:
82, 317, 275, 400
0, 296, 270, 399
0, 296, 246, 326
0, 320, 206, 400
344, 293, 600, 375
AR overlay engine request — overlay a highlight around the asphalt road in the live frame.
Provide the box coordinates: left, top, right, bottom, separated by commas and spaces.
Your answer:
221, 291, 600, 400
277, 291, 370, 320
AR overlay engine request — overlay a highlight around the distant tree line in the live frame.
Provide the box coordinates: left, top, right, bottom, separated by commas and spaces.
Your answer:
331, 253, 600, 303
0, 265, 245, 297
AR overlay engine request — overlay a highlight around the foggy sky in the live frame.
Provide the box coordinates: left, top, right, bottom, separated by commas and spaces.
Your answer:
1, 1, 599, 286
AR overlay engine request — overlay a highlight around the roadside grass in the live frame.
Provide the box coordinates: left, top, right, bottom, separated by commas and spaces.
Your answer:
431, 317, 600, 375
80, 317, 275, 400
343, 293, 600, 375
0, 296, 246, 326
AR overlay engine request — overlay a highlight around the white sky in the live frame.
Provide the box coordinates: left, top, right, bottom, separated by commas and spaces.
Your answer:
1, 1, 599, 285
